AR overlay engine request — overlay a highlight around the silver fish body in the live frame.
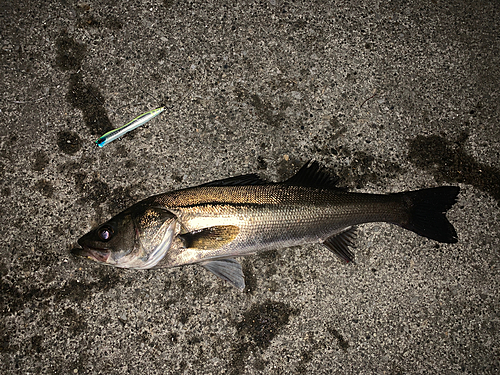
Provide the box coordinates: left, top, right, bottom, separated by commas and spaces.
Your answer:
74, 162, 459, 289
156, 185, 409, 266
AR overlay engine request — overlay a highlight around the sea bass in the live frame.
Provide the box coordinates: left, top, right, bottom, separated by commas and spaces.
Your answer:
73, 161, 459, 290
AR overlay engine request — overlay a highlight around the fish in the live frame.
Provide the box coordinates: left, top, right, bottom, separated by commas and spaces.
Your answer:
96, 107, 165, 147
73, 161, 460, 290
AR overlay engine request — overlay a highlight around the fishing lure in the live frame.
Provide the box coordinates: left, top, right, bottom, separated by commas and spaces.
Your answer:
95, 107, 165, 147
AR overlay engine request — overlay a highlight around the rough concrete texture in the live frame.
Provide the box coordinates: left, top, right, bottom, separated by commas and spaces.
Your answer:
1, 0, 499, 374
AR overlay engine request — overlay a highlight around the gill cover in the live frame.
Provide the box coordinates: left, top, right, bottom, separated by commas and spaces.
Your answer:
130, 205, 178, 269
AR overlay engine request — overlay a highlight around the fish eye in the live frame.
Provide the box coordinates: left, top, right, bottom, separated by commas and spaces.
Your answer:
97, 226, 114, 241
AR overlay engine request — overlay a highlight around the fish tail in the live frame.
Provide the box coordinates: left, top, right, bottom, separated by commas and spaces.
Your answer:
398, 186, 460, 243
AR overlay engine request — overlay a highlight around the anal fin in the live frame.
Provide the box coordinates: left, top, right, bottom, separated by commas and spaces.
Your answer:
200, 258, 245, 290
322, 227, 356, 263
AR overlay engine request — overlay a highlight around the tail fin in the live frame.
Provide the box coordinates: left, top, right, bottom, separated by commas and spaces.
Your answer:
398, 186, 460, 243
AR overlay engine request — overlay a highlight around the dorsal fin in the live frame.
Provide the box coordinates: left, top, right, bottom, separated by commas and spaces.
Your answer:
285, 160, 342, 189
198, 174, 267, 187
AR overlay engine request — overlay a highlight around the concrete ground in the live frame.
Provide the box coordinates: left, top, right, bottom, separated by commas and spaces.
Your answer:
1, 0, 499, 374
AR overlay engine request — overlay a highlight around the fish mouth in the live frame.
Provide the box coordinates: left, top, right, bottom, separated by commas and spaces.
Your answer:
71, 247, 110, 263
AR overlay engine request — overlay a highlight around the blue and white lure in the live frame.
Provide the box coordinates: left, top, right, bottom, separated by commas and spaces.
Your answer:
95, 107, 165, 147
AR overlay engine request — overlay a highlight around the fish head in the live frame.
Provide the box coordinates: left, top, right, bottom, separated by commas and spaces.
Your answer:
74, 202, 178, 269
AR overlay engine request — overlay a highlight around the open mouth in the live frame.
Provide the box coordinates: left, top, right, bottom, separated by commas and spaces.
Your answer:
71, 247, 110, 263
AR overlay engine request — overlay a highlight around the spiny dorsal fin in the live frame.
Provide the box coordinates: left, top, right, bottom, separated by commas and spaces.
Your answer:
200, 258, 245, 290
285, 160, 343, 190
179, 225, 240, 250
198, 174, 267, 187
322, 226, 357, 263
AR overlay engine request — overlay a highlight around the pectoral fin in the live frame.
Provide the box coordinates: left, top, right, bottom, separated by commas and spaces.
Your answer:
179, 225, 240, 250
200, 258, 245, 290
322, 226, 356, 263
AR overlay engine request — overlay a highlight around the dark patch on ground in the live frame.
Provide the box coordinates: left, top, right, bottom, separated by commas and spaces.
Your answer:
125, 159, 136, 169
24, 250, 60, 274
328, 117, 348, 143
408, 133, 500, 203
229, 300, 299, 374
57, 131, 81, 155
242, 259, 257, 294
186, 335, 202, 346
0, 323, 13, 354
55, 34, 86, 71
296, 349, 314, 373
55, 32, 112, 142
77, 14, 123, 30
62, 308, 88, 334
257, 155, 268, 170
163, 298, 177, 310
0, 271, 121, 317
58, 160, 84, 175
177, 309, 192, 325
74, 172, 87, 191
32, 150, 49, 172
168, 332, 179, 343
326, 324, 349, 351
0, 135, 17, 162
241, 301, 296, 344
74, 2, 123, 30
109, 186, 140, 214
295, 331, 328, 374
292, 267, 305, 284
336, 150, 377, 189
265, 263, 279, 278
172, 270, 209, 299
332, 148, 402, 189
235, 87, 290, 127
73, 170, 140, 224
0, 262, 7, 278
303, 120, 404, 188
67, 73, 113, 136
2, 187, 11, 197
113, 144, 128, 158
295, 325, 349, 373
257, 249, 279, 278
74, 172, 110, 204
34, 179, 54, 198
30, 335, 43, 354
258, 249, 279, 262
172, 174, 184, 183
163, 0, 176, 9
